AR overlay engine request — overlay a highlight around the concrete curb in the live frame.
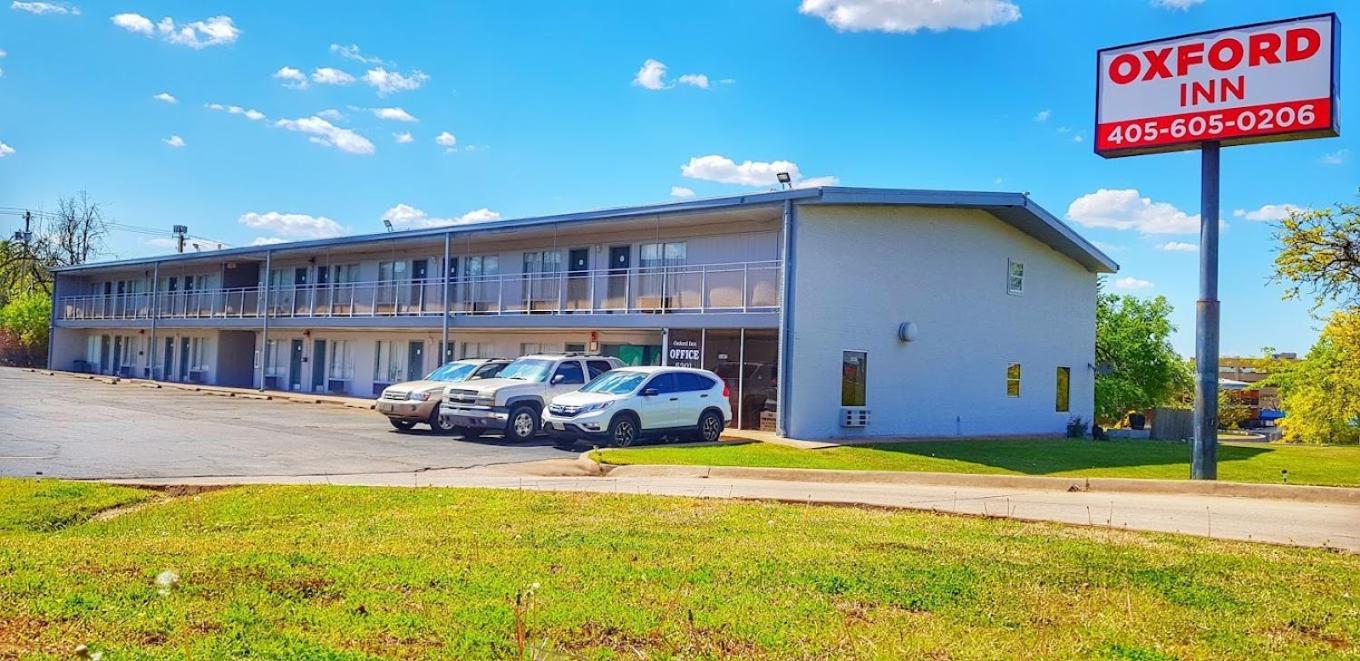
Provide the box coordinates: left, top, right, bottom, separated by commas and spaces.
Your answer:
28, 368, 376, 410
601, 463, 1360, 505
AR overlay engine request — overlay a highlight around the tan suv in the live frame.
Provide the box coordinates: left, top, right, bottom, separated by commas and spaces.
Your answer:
377, 358, 510, 433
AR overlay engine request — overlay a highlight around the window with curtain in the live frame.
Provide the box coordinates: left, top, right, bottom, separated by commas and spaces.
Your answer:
1055, 366, 1071, 412
328, 340, 353, 380
374, 340, 404, 383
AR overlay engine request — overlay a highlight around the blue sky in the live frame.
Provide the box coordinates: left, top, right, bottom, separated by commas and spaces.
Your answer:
0, 0, 1355, 357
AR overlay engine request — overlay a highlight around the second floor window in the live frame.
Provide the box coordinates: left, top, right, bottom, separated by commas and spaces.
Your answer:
378, 260, 408, 283
1007, 260, 1025, 295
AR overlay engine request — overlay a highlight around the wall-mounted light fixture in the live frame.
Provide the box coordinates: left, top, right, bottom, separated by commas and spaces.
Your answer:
898, 322, 918, 342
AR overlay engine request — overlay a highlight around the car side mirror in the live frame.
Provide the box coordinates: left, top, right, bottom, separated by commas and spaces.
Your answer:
551, 374, 565, 384
642, 388, 659, 397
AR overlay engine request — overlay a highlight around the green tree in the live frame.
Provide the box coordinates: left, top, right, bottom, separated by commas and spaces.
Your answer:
1094, 287, 1193, 426
1272, 197, 1360, 310
0, 291, 51, 367
1273, 309, 1360, 444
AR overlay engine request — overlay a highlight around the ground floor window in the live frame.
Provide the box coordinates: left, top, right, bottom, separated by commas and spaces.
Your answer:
1055, 366, 1070, 412
328, 340, 354, 380
700, 328, 777, 431
374, 340, 404, 384
842, 351, 867, 407
264, 339, 287, 377
461, 342, 484, 359
1007, 362, 1021, 398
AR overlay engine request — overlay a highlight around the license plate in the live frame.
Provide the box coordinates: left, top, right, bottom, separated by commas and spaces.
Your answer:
551, 421, 565, 431
449, 409, 483, 418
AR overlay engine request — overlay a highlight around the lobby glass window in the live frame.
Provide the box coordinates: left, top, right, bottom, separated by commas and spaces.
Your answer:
841, 351, 867, 406
1007, 260, 1025, 295
1007, 363, 1022, 397
1056, 366, 1071, 412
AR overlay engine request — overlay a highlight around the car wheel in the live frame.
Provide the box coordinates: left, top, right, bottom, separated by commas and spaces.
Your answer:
389, 418, 416, 432
429, 408, 457, 434
505, 405, 540, 442
698, 410, 724, 442
609, 414, 640, 448
455, 426, 483, 441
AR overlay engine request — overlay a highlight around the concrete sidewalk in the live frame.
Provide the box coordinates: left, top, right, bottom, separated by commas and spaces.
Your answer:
105, 462, 1360, 553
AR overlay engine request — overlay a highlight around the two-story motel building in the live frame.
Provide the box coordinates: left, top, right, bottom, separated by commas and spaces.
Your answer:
47, 187, 1117, 440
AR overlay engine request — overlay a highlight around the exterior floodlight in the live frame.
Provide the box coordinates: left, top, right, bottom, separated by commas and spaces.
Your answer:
776, 172, 792, 189
383, 219, 394, 232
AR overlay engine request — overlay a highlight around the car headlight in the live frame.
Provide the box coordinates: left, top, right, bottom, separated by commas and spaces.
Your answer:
580, 400, 615, 413
408, 391, 431, 401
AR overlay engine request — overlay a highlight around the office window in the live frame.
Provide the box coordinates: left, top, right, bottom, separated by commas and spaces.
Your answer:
841, 351, 867, 406
1006, 362, 1021, 397
374, 340, 404, 383
1056, 366, 1071, 412
1007, 260, 1024, 295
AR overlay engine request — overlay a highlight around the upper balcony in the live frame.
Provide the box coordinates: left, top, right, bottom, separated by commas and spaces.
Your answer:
55, 259, 782, 322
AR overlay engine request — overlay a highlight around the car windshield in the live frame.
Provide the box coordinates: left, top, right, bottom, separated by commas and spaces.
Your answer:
580, 371, 647, 395
497, 358, 555, 382
424, 362, 478, 382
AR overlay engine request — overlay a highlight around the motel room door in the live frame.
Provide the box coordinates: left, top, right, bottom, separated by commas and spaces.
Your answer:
606, 245, 630, 310
407, 341, 425, 381
289, 339, 305, 391
311, 339, 327, 393
567, 248, 590, 310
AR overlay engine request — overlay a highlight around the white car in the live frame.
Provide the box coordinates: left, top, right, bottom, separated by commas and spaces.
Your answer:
542, 366, 732, 447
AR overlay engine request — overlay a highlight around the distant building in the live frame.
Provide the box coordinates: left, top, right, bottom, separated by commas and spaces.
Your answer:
1219, 353, 1298, 425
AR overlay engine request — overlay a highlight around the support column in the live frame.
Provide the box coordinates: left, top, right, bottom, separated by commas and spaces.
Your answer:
148, 262, 159, 379
258, 249, 272, 390
442, 231, 451, 363
1193, 142, 1220, 480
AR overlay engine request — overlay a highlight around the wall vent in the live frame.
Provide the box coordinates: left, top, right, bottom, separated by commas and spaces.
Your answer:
840, 407, 870, 428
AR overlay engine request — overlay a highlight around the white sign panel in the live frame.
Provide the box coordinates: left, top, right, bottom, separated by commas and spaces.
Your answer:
1096, 14, 1339, 158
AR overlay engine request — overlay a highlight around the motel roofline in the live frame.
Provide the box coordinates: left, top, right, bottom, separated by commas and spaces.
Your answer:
54, 186, 1119, 275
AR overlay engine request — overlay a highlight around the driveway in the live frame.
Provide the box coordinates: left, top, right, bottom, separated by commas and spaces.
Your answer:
0, 368, 577, 479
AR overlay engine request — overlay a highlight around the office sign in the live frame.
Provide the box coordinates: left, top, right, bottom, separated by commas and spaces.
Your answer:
667, 330, 702, 368
1096, 14, 1339, 158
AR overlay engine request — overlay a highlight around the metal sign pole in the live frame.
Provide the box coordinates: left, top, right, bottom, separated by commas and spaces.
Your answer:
1192, 141, 1221, 480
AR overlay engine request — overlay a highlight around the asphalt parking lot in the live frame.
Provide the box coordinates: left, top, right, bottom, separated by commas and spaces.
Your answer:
0, 367, 578, 479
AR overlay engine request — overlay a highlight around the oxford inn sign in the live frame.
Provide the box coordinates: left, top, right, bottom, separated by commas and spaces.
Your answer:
48, 187, 1116, 440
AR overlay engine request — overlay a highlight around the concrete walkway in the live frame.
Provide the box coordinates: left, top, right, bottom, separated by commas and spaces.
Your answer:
106, 462, 1360, 553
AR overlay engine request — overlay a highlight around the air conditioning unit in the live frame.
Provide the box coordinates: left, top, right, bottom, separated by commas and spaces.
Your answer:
840, 406, 870, 428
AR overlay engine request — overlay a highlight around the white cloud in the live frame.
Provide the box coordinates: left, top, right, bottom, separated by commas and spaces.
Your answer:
381, 203, 501, 230
1034, 109, 1051, 122
670, 186, 696, 198
113, 14, 240, 49
372, 107, 417, 122
1113, 277, 1154, 290
1066, 188, 1199, 235
316, 108, 344, 121
1233, 203, 1303, 222
153, 92, 177, 104
633, 59, 667, 90
1320, 149, 1350, 166
250, 236, 286, 246
162, 135, 185, 148
633, 59, 715, 91
677, 73, 709, 89
274, 66, 308, 89
311, 67, 355, 85
111, 12, 152, 33
239, 211, 347, 239
435, 131, 456, 151
680, 154, 835, 188
1092, 241, 1123, 253
207, 103, 266, 121
393, 131, 413, 144
144, 236, 178, 249
1158, 241, 1197, 252
0, 141, 14, 158
799, 0, 1020, 33
12, 1, 78, 15
275, 116, 375, 155
330, 43, 386, 66
1151, 0, 1204, 9
362, 67, 428, 95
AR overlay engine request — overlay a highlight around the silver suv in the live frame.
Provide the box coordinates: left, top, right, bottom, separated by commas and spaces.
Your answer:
440, 354, 624, 441
377, 358, 511, 433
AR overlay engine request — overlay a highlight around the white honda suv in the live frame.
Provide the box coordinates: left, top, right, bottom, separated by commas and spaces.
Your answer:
542, 366, 731, 447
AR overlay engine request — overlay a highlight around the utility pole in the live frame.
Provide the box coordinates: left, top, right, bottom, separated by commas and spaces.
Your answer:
173, 225, 188, 254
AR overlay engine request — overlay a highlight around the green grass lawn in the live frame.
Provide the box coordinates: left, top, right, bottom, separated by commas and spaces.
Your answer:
595, 439, 1360, 487
2, 479, 1358, 658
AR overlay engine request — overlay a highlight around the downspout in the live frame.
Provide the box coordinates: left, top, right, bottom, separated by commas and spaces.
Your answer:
441, 231, 451, 363
258, 249, 272, 390
775, 199, 797, 437
148, 262, 159, 379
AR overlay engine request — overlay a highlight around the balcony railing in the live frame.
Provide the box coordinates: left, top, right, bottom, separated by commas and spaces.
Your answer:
56, 260, 782, 321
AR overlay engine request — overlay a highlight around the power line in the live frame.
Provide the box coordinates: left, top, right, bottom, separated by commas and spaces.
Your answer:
0, 208, 233, 248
